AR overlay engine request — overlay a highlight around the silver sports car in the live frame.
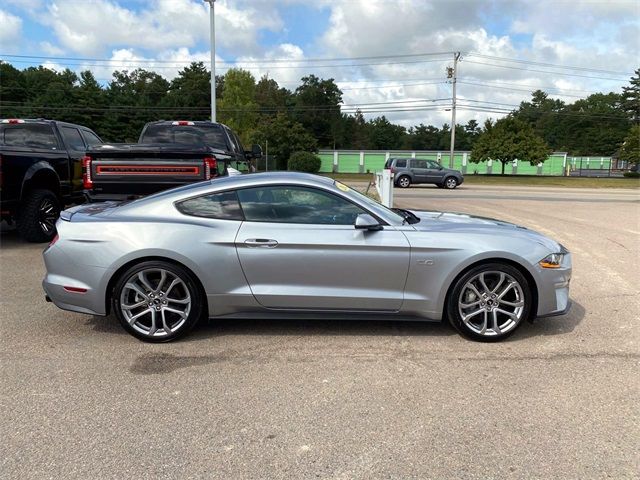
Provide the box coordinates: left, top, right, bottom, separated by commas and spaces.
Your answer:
43, 172, 572, 342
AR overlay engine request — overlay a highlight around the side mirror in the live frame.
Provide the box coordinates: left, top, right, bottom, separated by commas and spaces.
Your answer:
354, 213, 383, 231
247, 144, 262, 159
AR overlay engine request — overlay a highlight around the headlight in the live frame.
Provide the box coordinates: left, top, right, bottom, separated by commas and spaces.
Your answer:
539, 253, 564, 269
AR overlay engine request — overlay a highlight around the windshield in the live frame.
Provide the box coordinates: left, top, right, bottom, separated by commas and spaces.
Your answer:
334, 181, 405, 225
140, 124, 228, 150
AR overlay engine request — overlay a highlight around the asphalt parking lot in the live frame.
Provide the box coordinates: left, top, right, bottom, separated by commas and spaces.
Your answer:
1, 184, 638, 479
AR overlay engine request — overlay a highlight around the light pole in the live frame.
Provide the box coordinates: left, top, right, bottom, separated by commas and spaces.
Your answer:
447, 52, 461, 168
204, 0, 216, 122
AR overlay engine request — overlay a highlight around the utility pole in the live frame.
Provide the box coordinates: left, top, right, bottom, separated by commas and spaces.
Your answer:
204, 0, 216, 122
447, 52, 461, 168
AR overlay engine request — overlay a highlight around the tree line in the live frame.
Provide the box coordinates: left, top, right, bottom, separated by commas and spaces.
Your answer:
0, 61, 638, 169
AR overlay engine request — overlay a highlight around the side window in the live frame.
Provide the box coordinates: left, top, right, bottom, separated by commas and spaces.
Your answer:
232, 132, 245, 153
428, 160, 441, 169
224, 127, 239, 153
237, 186, 366, 225
60, 126, 86, 151
176, 190, 243, 220
413, 159, 428, 169
2, 124, 60, 149
395, 159, 407, 168
82, 130, 103, 147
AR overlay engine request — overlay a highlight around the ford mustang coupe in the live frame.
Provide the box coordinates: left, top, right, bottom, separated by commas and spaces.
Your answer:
43, 172, 571, 342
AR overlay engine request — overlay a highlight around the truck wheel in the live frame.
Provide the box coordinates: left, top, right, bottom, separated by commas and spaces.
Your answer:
16, 189, 60, 243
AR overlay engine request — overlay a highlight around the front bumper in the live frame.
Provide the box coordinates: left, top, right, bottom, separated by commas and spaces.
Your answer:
534, 253, 572, 318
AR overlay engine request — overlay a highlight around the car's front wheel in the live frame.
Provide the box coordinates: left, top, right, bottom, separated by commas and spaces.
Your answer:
396, 175, 411, 188
113, 261, 204, 342
444, 176, 458, 189
447, 263, 532, 342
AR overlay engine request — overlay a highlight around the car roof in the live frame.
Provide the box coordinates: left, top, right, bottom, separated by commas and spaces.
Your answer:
124, 172, 335, 206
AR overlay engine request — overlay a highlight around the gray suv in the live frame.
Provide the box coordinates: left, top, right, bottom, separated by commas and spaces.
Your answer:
385, 157, 464, 189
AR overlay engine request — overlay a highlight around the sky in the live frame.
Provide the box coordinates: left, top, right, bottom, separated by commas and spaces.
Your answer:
0, 0, 639, 127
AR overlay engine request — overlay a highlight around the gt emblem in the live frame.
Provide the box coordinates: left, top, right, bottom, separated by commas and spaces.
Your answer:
417, 259, 434, 266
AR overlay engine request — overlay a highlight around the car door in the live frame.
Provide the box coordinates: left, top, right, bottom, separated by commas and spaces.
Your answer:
425, 160, 445, 183
234, 185, 411, 311
410, 159, 430, 183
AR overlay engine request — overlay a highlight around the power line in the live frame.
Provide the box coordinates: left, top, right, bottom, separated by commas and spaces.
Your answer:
463, 60, 631, 81
465, 53, 633, 76
1, 57, 451, 71
0, 51, 455, 65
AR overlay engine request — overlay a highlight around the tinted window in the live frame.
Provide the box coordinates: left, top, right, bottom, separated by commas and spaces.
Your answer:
428, 160, 441, 169
176, 191, 243, 220
60, 126, 86, 150
82, 130, 103, 147
413, 159, 429, 169
2, 124, 59, 149
141, 124, 228, 150
395, 159, 407, 168
237, 186, 365, 225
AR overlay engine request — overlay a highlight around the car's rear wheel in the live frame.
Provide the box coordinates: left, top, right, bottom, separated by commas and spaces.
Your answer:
444, 177, 458, 189
16, 189, 60, 243
447, 263, 532, 342
396, 175, 411, 188
113, 261, 203, 342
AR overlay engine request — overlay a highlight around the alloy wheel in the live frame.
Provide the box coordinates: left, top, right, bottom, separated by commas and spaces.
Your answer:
398, 176, 410, 188
119, 268, 192, 338
458, 271, 525, 337
38, 198, 58, 235
445, 177, 457, 189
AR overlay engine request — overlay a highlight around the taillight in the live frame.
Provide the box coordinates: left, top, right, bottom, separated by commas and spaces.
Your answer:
172, 121, 195, 126
82, 155, 93, 188
204, 156, 217, 179
49, 234, 59, 247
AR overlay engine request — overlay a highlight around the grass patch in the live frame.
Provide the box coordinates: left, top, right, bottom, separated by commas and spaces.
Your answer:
321, 173, 640, 189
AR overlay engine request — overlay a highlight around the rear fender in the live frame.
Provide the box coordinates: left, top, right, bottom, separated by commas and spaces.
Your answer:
21, 162, 60, 198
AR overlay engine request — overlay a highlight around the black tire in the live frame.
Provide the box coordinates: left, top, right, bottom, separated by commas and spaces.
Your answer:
396, 175, 411, 188
446, 262, 533, 342
112, 261, 204, 343
16, 189, 60, 243
443, 176, 458, 189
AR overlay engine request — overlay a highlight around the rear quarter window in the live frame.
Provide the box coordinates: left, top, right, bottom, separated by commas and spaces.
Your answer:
176, 191, 243, 220
1, 124, 60, 149
395, 159, 407, 168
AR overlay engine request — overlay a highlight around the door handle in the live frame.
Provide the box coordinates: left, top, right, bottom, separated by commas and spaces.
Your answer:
244, 238, 278, 248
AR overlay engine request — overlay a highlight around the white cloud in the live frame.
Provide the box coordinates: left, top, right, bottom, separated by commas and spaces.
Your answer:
0, 9, 23, 51
311, 0, 637, 127
37, 0, 282, 56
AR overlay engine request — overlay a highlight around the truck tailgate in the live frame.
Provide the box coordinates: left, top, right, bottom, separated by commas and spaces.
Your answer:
91, 158, 206, 184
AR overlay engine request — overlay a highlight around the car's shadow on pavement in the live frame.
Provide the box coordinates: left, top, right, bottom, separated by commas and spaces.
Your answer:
85, 300, 585, 343
510, 300, 586, 341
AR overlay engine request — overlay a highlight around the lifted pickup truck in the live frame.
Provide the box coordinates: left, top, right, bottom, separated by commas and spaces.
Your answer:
84, 120, 261, 202
0, 118, 103, 242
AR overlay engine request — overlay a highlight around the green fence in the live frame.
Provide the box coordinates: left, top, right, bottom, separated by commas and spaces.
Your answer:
318, 150, 585, 176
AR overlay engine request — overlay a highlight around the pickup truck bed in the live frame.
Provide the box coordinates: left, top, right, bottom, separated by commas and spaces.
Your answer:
83, 120, 259, 202
84, 144, 225, 201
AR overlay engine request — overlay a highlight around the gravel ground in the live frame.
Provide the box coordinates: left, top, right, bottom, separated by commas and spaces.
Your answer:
1, 184, 638, 479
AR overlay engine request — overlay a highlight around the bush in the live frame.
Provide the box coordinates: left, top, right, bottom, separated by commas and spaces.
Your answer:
287, 151, 321, 173
623, 171, 640, 178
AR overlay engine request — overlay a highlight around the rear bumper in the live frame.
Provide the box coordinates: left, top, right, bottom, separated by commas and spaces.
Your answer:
42, 242, 110, 316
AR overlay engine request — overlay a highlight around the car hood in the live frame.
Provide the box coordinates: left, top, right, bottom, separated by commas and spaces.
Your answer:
408, 210, 561, 251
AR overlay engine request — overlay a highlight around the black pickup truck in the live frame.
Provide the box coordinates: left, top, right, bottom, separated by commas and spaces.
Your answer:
0, 118, 103, 242
84, 120, 261, 202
